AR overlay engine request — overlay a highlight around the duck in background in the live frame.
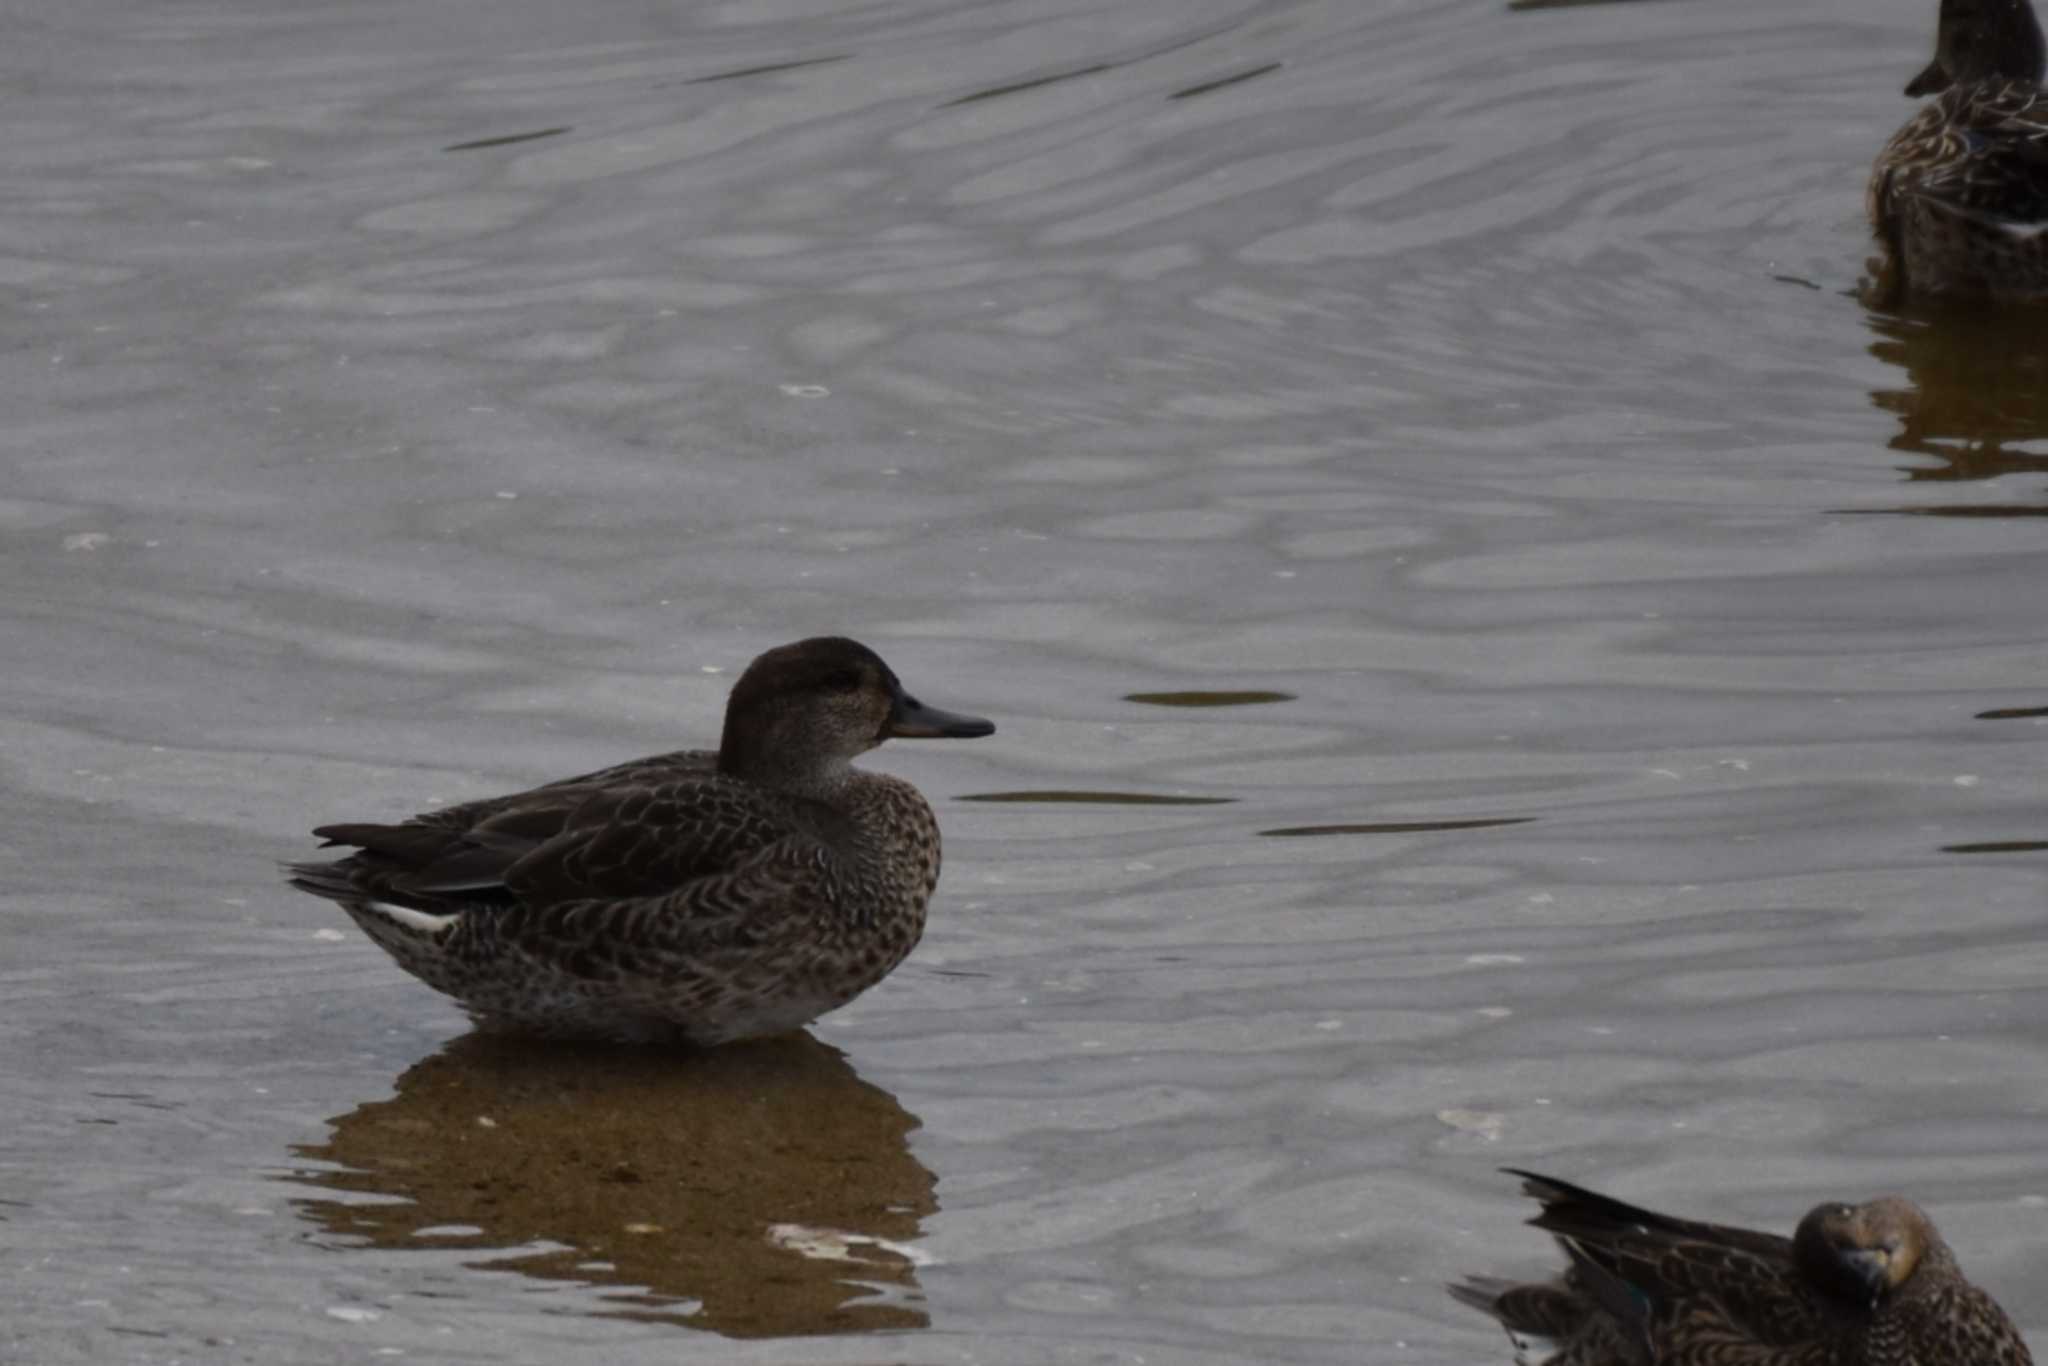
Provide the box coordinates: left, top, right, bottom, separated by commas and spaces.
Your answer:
1452, 1168, 2032, 1366
1868, 0, 2048, 306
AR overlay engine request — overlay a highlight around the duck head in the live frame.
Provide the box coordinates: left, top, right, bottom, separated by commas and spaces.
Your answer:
1906, 0, 2045, 95
1793, 1197, 1940, 1311
718, 637, 994, 788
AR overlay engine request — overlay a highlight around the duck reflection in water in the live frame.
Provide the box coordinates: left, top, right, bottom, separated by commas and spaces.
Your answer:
287, 1032, 935, 1337
1866, 309, 2048, 511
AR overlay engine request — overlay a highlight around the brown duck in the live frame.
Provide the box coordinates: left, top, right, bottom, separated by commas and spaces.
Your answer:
1868, 0, 2048, 305
288, 637, 994, 1045
1452, 1169, 2033, 1366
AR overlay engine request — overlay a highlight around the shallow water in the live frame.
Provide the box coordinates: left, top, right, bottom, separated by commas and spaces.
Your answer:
3, 0, 2045, 1362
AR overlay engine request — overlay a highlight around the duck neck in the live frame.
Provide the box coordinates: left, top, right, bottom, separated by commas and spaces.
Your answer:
716, 737, 855, 800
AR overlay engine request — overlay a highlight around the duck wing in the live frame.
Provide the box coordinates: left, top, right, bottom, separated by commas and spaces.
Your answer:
1447, 1275, 1591, 1339
1910, 83, 2048, 225
1510, 1172, 1825, 1355
297, 750, 816, 913
1513, 1171, 1793, 1262
495, 776, 817, 907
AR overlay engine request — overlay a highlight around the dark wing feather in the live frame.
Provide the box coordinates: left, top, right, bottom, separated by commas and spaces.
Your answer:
1449, 1276, 1590, 1338
524, 747, 718, 794
1449, 1270, 1651, 1366
498, 777, 809, 906
294, 750, 820, 916
489, 832, 830, 979
1555, 1240, 1653, 1356
1512, 1170, 1793, 1262
1509, 1172, 1827, 1352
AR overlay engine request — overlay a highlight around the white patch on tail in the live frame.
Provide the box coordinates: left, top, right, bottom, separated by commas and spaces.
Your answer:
1999, 219, 2048, 240
368, 901, 458, 935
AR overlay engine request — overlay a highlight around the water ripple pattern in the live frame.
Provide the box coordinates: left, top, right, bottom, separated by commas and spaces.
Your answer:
0, 0, 2042, 1363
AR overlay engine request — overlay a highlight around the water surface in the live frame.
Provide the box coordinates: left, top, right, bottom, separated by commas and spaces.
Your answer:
3, 0, 2044, 1362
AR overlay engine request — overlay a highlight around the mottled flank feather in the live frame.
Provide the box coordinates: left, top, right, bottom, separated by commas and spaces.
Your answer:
1868, 0, 2048, 304
287, 637, 993, 1045
1451, 1169, 2033, 1366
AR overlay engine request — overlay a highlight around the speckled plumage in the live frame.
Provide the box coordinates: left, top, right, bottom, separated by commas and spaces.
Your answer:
288, 637, 993, 1045
1452, 1169, 2033, 1366
1868, 0, 2048, 305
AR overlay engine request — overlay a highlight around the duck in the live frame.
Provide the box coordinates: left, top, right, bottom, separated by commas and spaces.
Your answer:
1867, 0, 2048, 306
287, 636, 994, 1045
1451, 1169, 2033, 1366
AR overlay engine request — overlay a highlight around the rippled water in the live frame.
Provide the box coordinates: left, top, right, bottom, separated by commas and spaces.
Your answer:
5, 0, 2045, 1361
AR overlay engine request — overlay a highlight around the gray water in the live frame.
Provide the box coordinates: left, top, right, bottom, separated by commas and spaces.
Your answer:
4, 0, 2045, 1361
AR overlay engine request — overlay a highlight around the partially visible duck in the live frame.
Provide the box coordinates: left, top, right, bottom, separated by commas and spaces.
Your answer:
288, 636, 994, 1045
1452, 1168, 2033, 1366
1868, 0, 2048, 305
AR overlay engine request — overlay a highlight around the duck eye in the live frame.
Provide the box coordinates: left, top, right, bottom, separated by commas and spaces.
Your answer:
822, 669, 862, 693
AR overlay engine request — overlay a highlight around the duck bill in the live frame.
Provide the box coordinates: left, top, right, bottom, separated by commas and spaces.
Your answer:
888, 695, 995, 739
1839, 1249, 1892, 1309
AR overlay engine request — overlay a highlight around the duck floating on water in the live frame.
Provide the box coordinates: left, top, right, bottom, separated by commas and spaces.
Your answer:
288, 636, 994, 1045
1868, 0, 2048, 306
1452, 1168, 2032, 1366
